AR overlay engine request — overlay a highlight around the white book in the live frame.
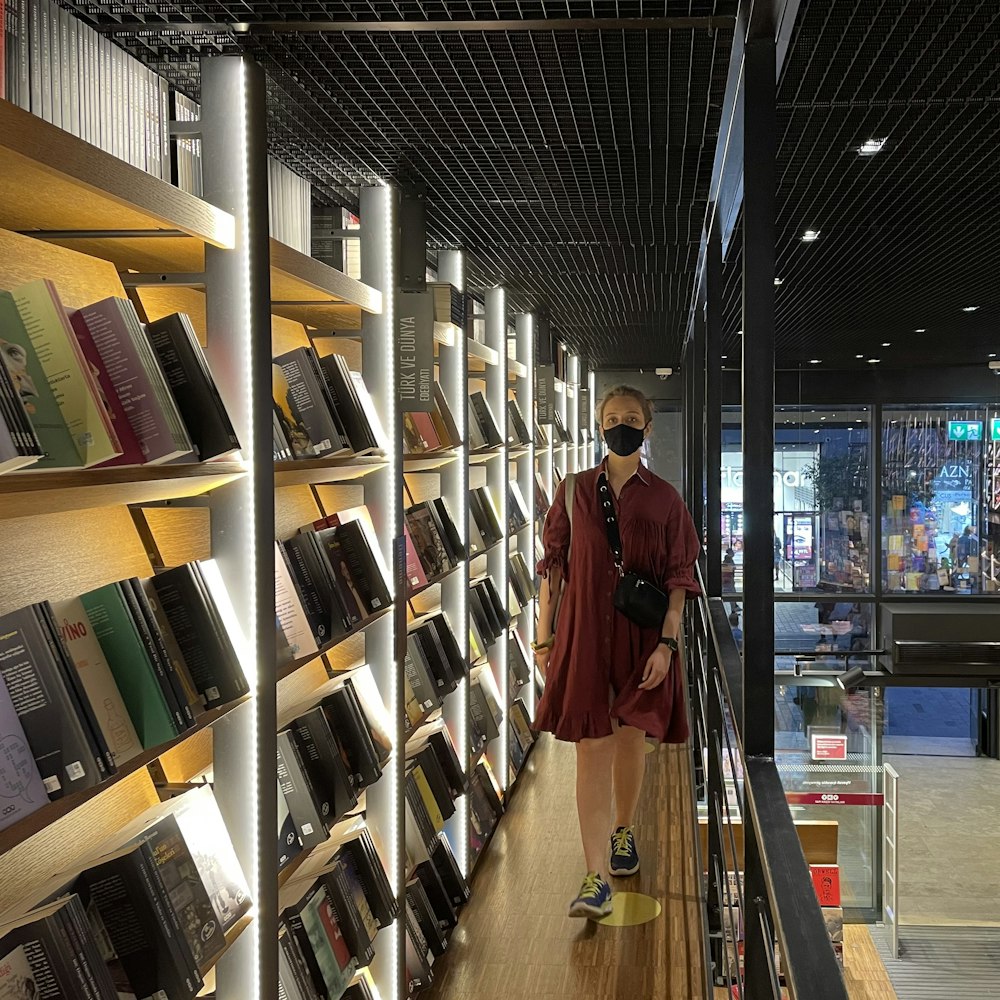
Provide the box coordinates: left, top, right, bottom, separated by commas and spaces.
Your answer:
159, 78, 171, 181
16, 0, 30, 110
67, 12, 80, 138
36, 1, 50, 120
274, 541, 319, 661
58, 6, 71, 132
51, 596, 144, 767
111, 39, 121, 160
99, 33, 110, 154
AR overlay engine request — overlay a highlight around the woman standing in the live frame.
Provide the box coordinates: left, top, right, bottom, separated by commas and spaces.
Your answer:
532, 385, 701, 919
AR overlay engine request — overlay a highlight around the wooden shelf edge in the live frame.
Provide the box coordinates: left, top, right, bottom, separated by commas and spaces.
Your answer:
466, 340, 500, 367
0, 695, 249, 856
274, 455, 387, 487
0, 461, 247, 495
0, 100, 234, 248
269, 238, 382, 314
278, 605, 394, 681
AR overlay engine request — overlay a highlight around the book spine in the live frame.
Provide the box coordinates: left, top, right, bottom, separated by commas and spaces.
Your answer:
277, 730, 327, 849
284, 910, 326, 1000
54, 906, 98, 1000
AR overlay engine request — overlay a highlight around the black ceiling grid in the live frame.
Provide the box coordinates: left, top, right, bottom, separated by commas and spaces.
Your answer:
721, 0, 1000, 371
59, 1, 735, 369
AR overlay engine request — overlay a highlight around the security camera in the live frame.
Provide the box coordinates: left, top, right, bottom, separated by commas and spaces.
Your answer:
654, 367, 674, 378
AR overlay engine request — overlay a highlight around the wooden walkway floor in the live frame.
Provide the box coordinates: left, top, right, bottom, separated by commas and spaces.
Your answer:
424, 734, 708, 1000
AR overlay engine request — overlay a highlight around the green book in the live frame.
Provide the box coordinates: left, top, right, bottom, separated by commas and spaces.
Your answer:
79, 584, 179, 749
0, 290, 80, 468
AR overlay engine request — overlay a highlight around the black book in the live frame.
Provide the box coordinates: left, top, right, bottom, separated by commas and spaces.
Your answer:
468, 698, 487, 754
404, 634, 441, 719
469, 390, 503, 448
333, 844, 379, 945
475, 760, 504, 818
427, 727, 467, 798
278, 729, 328, 850
507, 398, 531, 446
323, 861, 375, 967
33, 600, 116, 778
273, 347, 352, 459
404, 767, 438, 853
318, 353, 379, 455
274, 405, 293, 462
281, 534, 350, 646
407, 743, 455, 821
419, 614, 464, 689
318, 521, 391, 619
466, 402, 487, 451
319, 682, 382, 789
509, 551, 537, 605
0, 896, 117, 1000
406, 877, 447, 958
430, 833, 470, 909
404, 900, 434, 995
467, 506, 489, 555
508, 483, 529, 532
145, 312, 241, 460
510, 721, 526, 772
343, 978, 375, 1000
149, 562, 249, 709
278, 777, 303, 872
74, 840, 202, 999
469, 771, 500, 834
290, 706, 358, 827
509, 698, 536, 753
116, 580, 190, 732
429, 497, 465, 566
468, 588, 496, 646
509, 631, 532, 689
410, 623, 456, 697
301, 347, 353, 454
471, 583, 502, 641
470, 487, 503, 545
279, 919, 320, 1000
0, 604, 105, 798
432, 381, 462, 448
340, 832, 398, 928
470, 677, 500, 743
414, 858, 457, 932
404, 504, 450, 578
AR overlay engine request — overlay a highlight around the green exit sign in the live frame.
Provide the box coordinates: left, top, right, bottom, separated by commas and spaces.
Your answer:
948, 420, 983, 441
992, 418, 1000, 441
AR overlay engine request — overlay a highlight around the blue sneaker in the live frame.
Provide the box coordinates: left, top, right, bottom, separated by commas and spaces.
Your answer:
610, 826, 640, 877
568, 872, 613, 919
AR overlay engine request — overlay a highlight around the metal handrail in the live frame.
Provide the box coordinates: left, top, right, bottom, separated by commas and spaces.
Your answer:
689, 563, 849, 999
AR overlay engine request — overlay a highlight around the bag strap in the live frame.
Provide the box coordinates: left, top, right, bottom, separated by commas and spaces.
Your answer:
597, 472, 625, 574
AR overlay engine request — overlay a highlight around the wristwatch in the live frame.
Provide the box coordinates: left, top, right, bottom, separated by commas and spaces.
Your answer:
657, 636, 679, 652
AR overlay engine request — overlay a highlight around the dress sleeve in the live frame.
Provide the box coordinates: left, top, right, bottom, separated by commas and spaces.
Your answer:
662, 489, 702, 597
536, 478, 571, 581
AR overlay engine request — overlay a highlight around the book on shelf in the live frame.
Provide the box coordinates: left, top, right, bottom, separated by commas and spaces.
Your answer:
403, 782, 436, 866
314, 505, 393, 606
405, 503, 451, 579
149, 560, 249, 709
279, 920, 316, 1000
406, 876, 447, 958
278, 777, 303, 872
509, 699, 536, 753
402, 410, 429, 454
534, 420, 549, 448
413, 858, 458, 934
0, 603, 111, 798
509, 551, 537, 607
508, 481, 530, 532
469, 613, 488, 664
275, 542, 321, 663
348, 370, 390, 456
466, 401, 487, 451
323, 859, 375, 968
73, 296, 195, 464
431, 832, 470, 910
431, 382, 461, 448
51, 595, 144, 768
467, 503, 489, 555
428, 497, 465, 567
287, 705, 358, 829
507, 398, 531, 446
409, 762, 446, 834
144, 312, 241, 461
404, 635, 442, 723
468, 391, 503, 449
283, 880, 358, 1000
339, 829, 398, 929
413, 612, 465, 691
278, 729, 329, 851
476, 758, 504, 816
552, 408, 572, 444
316, 353, 385, 456
535, 471, 551, 519
810, 865, 841, 907
280, 532, 350, 647
469, 486, 504, 546
0, 671, 49, 831
509, 720, 526, 773
314, 521, 390, 626
0, 324, 43, 473
0, 895, 120, 1000
406, 743, 455, 823
509, 631, 532, 691
273, 348, 352, 461
404, 899, 434, 994
403, 523, 430, 590
470, 673, 501, 744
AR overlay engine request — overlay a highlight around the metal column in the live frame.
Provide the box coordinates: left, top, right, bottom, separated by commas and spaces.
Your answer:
705, 219, 724, 597
690, 305, 707, 548
199, 54, 276, 1000
741, 19, 778, 999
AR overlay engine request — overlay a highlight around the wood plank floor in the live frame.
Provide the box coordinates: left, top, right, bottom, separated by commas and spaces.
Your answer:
424, 734, 708, 1000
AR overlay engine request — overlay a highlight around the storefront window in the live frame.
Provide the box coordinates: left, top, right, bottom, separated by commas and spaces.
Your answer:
721, 408, 872, 594
881, 406, 996, 594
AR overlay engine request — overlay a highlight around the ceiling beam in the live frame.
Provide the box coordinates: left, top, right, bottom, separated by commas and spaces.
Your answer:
97, 16, 735, 36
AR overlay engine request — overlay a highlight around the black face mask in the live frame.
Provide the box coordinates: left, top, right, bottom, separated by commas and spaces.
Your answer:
603, 423, 646, 457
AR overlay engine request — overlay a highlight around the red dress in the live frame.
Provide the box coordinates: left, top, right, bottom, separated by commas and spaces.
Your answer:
535, 461, 701, 743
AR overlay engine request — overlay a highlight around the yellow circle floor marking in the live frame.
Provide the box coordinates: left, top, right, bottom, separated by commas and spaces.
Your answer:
599, 892, 662, 927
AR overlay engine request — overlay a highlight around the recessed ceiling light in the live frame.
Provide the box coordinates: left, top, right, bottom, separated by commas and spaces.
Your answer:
813, 429, 820, 434
856, 354, 864, 359
809, 359, 821, 364
721, 355, 727, 360
881, 342, 891, 347
821, 416, 827, 420
915, 328, 926, 333
990, 353, 997, 359
963, 306, 979, 312
802, 229, 821, 242
857, 137, 887, 156
868, 358, 881, 364
774, 277, 784, 286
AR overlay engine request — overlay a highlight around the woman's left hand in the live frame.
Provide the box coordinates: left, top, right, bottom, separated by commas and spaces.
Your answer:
638, 643, 674, 691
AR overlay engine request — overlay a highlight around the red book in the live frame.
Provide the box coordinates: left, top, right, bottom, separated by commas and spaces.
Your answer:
411, 410, 441, 450
404, 523, 428, 590
810, 864, 841, 907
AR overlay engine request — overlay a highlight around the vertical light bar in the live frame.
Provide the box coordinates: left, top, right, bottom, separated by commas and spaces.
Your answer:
588, 368, 597, 467
516, 313, 538, 718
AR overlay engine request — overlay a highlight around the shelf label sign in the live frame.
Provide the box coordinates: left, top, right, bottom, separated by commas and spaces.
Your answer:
536, 364, 556, 424
578, 386, 591, 431
397, 292, 435, 412
810, 734, 848, 761
948, 420, 983, 441
991, 418, 1000, 441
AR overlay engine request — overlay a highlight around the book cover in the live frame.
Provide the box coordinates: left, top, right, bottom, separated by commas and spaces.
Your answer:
413, 858, 457, 933
429, 497, 464, 566
431, 381, 461, 447
411, 755, 450, 826
335, 849, 379, 945
290, 705, 358, 824
144, 312, 241, 461
323, 861, 374, 967
404, 635, 440, 718
10, 280, 122, 467
329, 506, 393, 604
281, 533, 349, 646
0, 337, 43, 465
402, 410, 428, 454
277, 729, 328, 850
273, 348, 351, 460
51, 596, 143, 767
275, 542, 320, 662
278, 777, 302, 872
405, 505, 450, 578
403, 523, 429, 589
469, 391, 503, 448
79, 583, 180, 749
430, 833, 470, 909
287, 883, 357, 1000
349, 370, 390, 454
508, 481, 529, 531
315, 528, 366, 628
273, 363, 319, 459
466, 505, 488, 555
0, 605, 105, 798
410, 410, 441, 451
76, 297, 193, 463
319, 684, 381, 790
317, 353, 379, 455
0, 290, 80, 468
339, 833, 397, 931
810, 865, 841, 908
471, 487, 504, 544
507, 398, 531, 445
408, 625, 453, 697
0, 670, 49, 831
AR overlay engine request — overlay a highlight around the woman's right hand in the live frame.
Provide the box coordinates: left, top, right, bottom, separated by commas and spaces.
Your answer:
533, 645, 552, 678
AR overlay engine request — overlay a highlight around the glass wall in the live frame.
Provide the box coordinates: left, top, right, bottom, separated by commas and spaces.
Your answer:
882, 405, 999, 594
722, 407, 872, 595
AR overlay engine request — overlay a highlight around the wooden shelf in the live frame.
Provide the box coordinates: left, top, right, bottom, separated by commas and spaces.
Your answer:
278, 605, 394, 682
0, 695, 249, 857
0, 100, 234, 275
468, 447, 506, 465
467, 340, 500, 368
274, 455, 387, 488
508, 359, 528, 378
403, 451, 461, 472
0, 462, 246, 520
269, 238, 382, 330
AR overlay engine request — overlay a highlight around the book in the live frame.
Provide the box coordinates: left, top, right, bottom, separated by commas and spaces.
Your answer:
281, 533, 350, 646
0, 290, 81, 468
289, 705, 358, 825
144, 312, 241, 460
79, 583, 181, 748
431, 832, 469, 909
316, 681, 382, 790
810, 865, 841, 907
279, 921, 316, 1000
0, 605, 106, 797
432, 381, 461, 447
403, 523, 429, 589
317, 353, 381, 455
0, 332, 43, 470
404, 634, 441, 720
411, 410, 441, 451
9, 280, 122, 467
51, 596, 143, 767
406, 876, 447, 958
509, 551, 537, 605
323, 860, 374, 967
469, 487, 504, 546
509, 698, 535, 752
405, 504, 450, 578
508, 481, 530, 531
402, 410, 429, 454
469, 390, 503, 448
413, 858, 457, 933
278, 729, 329, 850
314, 524, 382, 626
273, 363, 319, 459
429, 497, 465, 566
339, 830, 398, 929
507, 398, 531, 445
0, 670, 49, 831
349, 370, 390, 454
149, 562, 249, 708
74, 295, 193, 463
273, 348, 351, 460
275, 542, 320, 662
278, 777, 303, 872
284, 882, 357, 1000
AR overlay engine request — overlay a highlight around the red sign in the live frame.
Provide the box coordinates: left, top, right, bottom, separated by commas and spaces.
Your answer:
811, 734, 848, 761
786, 792, 884, 806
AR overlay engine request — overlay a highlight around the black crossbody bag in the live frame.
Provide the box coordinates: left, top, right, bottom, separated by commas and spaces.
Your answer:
598, 472, 671, 629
